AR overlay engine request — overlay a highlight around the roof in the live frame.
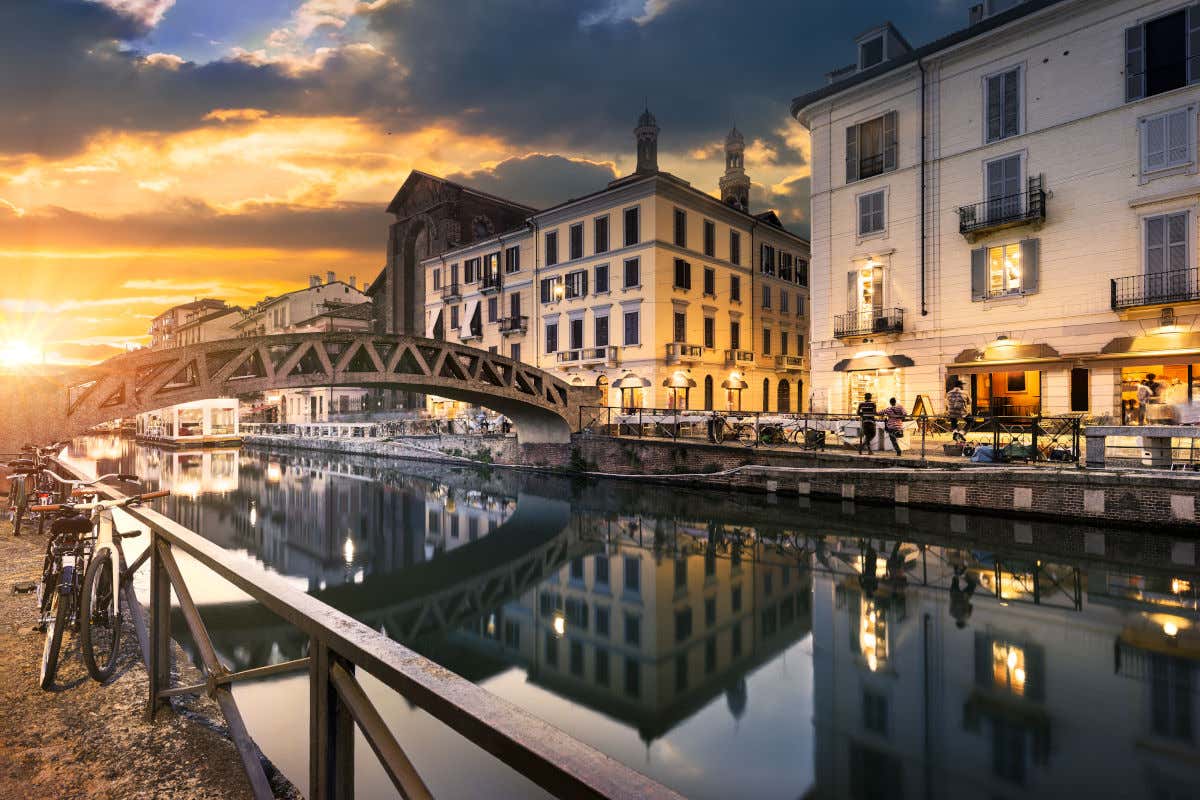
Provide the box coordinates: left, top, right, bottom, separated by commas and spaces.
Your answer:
790, 0, 1071, 119
153, 298, 226, 320
385, 170, 538, 217
233, 281, 367, 326
177, 306, 242, 330
292, 302, 374, 328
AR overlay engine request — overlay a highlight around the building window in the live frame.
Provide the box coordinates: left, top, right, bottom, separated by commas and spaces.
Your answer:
673, 311, 687, 343
985, 66, 1021, 142
510, 343, 521, 362
565, 270, 588, 299
797, 296, 807, 316
505, 245, 521, 273
624, 614, 641, 647
569, 317, 584, 350
703, 267, 716, 297
780, 291, 790, 314
568, 223, 584, 261
675, 607, 693, 643
1151, 655, 1194, 741
863, 690, 888, 735
1145, 211, 1190, 282
1140, 104, 1197, 181
1126, 8, 1199, 102
762, 328, 772, 356
971, 240, 1039, 299
464, 257, 480, 283
780, 331, 789, 355
595, 649, 610, 686
432, 267, 442, 291
509, 292, 522, 319
674, 258, 692, 290
594, 215, 610, 254
858, 190, 886, 236
730, 321, 740, 350
545, 231, 558, 266
760, 244, 776, 275
540, 277, 562, 304
703, 220, 716, 256
779, 251, 793, 281
595, 315, 609, 347
730, 230, 741, 265
450, 305, 459, 329
623, 310, 640, 346
859, 34, 884, 70
595, 264, 610, 294
846, 111, 898, 183
544, 322, 558, 353
623, 257, 640, 288
624, 658, 640, 698
797, 333, 805, 353
703, 316, 715, 349
623, 206, 640, 246
762, 284, 771, 309
730, 275, 741, 302
487, 297, 497, 322
674, 208, 687, 247
797, 259, 809, 287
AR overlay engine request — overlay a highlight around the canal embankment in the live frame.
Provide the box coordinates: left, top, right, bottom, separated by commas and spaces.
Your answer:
243, 432, 1200, 530
0, 529, 299, 800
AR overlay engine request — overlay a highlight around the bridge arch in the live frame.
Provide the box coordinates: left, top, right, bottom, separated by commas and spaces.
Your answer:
5, 333, 600, 450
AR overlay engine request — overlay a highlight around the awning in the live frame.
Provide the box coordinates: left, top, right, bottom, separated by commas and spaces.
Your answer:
426, 308, 442, 339
1118, 626, 1200, 661
953, 343, 1061, 363
663, 374, 698, 389
1086, 333, 1200, 367
613, 372, 651, 389
833, 354, 914, 372
721, 376, 749, 390
460, 299, 480, 338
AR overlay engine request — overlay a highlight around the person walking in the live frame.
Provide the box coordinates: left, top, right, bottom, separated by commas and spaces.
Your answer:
856, 393, 878, 455
882, 397, 907, 456
947, 380, 970, 442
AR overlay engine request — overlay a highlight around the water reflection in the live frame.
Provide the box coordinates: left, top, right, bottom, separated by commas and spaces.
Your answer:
64, 436, 1200, 799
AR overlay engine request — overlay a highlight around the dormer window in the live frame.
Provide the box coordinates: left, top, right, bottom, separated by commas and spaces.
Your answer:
859, 35, 885, 70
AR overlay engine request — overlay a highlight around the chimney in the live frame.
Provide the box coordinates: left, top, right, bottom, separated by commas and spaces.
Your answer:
348, 275, 356, 290
309, 275, 321, 288
326, 271, 336, 285
969, 3, 983, 24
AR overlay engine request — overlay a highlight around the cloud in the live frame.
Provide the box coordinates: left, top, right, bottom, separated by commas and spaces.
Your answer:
754, 174, 811, 239
446, 154, 620, 210
94, 0, 177, 28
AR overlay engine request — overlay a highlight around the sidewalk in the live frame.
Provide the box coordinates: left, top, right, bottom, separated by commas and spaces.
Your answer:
0, 528, 298, 799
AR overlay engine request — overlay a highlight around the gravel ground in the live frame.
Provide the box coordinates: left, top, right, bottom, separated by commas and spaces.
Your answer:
0, 527, 301, 799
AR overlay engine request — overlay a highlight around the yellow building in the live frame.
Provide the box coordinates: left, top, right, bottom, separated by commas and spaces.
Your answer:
422, 111, 811, 415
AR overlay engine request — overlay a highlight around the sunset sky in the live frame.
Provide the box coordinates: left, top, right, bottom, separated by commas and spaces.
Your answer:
1, 0, 975, 366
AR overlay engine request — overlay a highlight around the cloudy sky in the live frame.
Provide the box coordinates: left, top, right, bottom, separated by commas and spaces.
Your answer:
1, 0, 976, 365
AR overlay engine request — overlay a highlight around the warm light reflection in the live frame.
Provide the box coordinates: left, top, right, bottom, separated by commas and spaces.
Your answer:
1164, 621, 1180, 637
992, 642, 1026, 696
553, 614, 566, 637
859, 599, 886, 671
266, 463, 283, 483
343, 537, 355, 565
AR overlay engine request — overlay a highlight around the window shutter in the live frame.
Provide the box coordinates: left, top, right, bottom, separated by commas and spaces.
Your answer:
986, 74, 1003, 141
882, 111, 898, 172
1168, 212, 1188, 272
581, 271, 589, 297
858, 194, 869, 235
1003, 69, 1020, 137
971, 247, 988, 301
1190, 5, 1200, 85
1144, 115, 1168, 171
1125, 24, 1145, 102
847, 270, 858, 312
1167, 108, 1190, 166
846, 124, 859, 183
1020, 238, 1039, 294
871, 265, 885, 312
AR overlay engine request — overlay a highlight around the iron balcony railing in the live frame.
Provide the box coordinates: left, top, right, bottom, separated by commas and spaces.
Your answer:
480, 271, 502, 294
958, 178, 1046, 237
665, 342, 704, 364
1111, 267, 1200, 310
499, 315, 528, 335
724, 349, 755, 366
834, 308, 904, 338
775, 354, 805, 371
557, 346, 618, 365
440, 282, 461, 300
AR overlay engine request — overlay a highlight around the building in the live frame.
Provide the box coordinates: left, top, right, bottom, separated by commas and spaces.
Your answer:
792, 0, 1200, 420
176, 303, 242, 347
420, 111, 811, 415
148, 298, 230, 349
232, 273, 371, 421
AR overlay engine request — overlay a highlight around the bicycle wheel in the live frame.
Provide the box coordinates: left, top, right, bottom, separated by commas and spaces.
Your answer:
39, 585, 72, 690
80, 549, 121, 682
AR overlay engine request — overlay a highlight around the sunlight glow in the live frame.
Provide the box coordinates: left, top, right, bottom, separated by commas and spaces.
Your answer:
0, 337, 42, 368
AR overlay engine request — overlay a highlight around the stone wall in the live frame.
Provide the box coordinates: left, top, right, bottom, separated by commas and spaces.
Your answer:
242, 433, 519, 466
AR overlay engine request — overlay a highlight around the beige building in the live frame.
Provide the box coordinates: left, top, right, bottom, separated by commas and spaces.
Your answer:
148, 298, 230, 350
422, 112, 811, 415
176, 304, 242, 347
793, 0, 1200, 420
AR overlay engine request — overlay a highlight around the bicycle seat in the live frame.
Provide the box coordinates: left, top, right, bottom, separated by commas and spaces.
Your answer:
50, 515, 93, 536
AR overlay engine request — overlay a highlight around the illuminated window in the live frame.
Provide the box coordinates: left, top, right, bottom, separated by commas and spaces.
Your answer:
987, 242, 1023, 296
991, 642, 1027, 697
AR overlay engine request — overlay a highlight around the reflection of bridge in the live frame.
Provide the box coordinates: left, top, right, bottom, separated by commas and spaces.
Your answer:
188, 494, 601, 667
2, 332, 600, 450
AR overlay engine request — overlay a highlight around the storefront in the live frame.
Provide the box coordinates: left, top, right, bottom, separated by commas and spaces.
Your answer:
833, 352, 913, 411
1096, 332, 1200, 424
949, 342, 1060, 417
613, 372, 651, 412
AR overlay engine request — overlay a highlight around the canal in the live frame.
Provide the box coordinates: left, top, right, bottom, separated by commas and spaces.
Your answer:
63, 437, 1200, 799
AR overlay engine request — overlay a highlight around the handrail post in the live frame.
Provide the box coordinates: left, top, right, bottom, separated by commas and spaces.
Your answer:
146, 532, 172, 721
921, 412, 927, 461
311, 639, 355, 800
1032, 415, 1040, 462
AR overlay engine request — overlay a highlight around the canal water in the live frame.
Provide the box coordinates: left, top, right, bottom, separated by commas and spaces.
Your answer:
63, 437, 1200, 799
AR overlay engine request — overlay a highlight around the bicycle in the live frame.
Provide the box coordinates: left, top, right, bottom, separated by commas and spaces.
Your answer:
6, 442, 69, 536
30, 476, 167, 687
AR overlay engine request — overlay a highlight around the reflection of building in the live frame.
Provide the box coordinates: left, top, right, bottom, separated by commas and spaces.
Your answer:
135, 397, 240, 447
810, 536, 1200, 798
453, 519, 812, 741
421, 111, 811, 415
793, 1, 1200, 418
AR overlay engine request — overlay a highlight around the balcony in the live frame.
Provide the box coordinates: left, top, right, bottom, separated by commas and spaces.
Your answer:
1111, 268, 1200, 311
724, 349, 756, 366
665, 342, 704, 365
440, 283, 461, 300
460, 328, 482, 343
499, 315, 528, 336
834, 308, 904, 339
557, 346, 618, 367
480, 272, 502, 295
775, 354, 806, 372
958, 178, 1045, 241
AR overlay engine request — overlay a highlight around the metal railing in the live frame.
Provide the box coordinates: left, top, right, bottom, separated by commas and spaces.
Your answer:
577, 406, 1083, 463
51, 459, 679, 800
833, 308, 904, 338
557, 346, 617, 365
440, 283, 461, 300
499, 315, 528, 335
1111, 267, 1200, 310
480, 272, 502, 294
665, 342, 704, 364
958, 180, 1045, 236
775, 355, 805, 371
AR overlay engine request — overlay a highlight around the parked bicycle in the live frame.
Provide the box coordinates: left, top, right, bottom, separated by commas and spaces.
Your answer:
6, 442, 70, 536
30, 474, 167, 687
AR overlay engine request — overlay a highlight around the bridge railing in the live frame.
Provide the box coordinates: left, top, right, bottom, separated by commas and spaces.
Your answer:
52, 460, 680, 800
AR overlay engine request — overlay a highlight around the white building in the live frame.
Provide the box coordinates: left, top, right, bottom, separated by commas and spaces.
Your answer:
792, 0, 1200, 421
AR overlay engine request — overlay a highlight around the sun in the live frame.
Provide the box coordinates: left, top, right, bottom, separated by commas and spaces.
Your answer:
0, 338, 43, 368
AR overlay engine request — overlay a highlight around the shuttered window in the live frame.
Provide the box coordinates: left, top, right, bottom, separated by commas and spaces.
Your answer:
1126, 7, 1200, 102
858, 190, 886, 235
673, 259, 692, 289
673, 311, 686, 343
986, 67, 1021, 142
545, 322, 558, 354
846, 111, 898, 183
1145, 212, 1190, 281
595, 315, 609, 347
1141, 105, 1196, 179
971, 238, 1039, 300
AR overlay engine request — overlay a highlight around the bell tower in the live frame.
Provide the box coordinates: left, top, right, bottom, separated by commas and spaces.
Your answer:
635, 107, 659, 174
719, 127, 750, 212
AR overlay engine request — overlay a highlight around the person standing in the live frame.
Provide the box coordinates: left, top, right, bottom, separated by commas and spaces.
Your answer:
856, 393, 878, 454
1136, 376, 1153, 425
946, 381, 970, 442
882, 397, 907, 456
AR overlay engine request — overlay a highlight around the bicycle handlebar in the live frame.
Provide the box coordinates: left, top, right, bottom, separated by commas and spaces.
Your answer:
40, 470, 139, 487
29, 489, 170, 513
